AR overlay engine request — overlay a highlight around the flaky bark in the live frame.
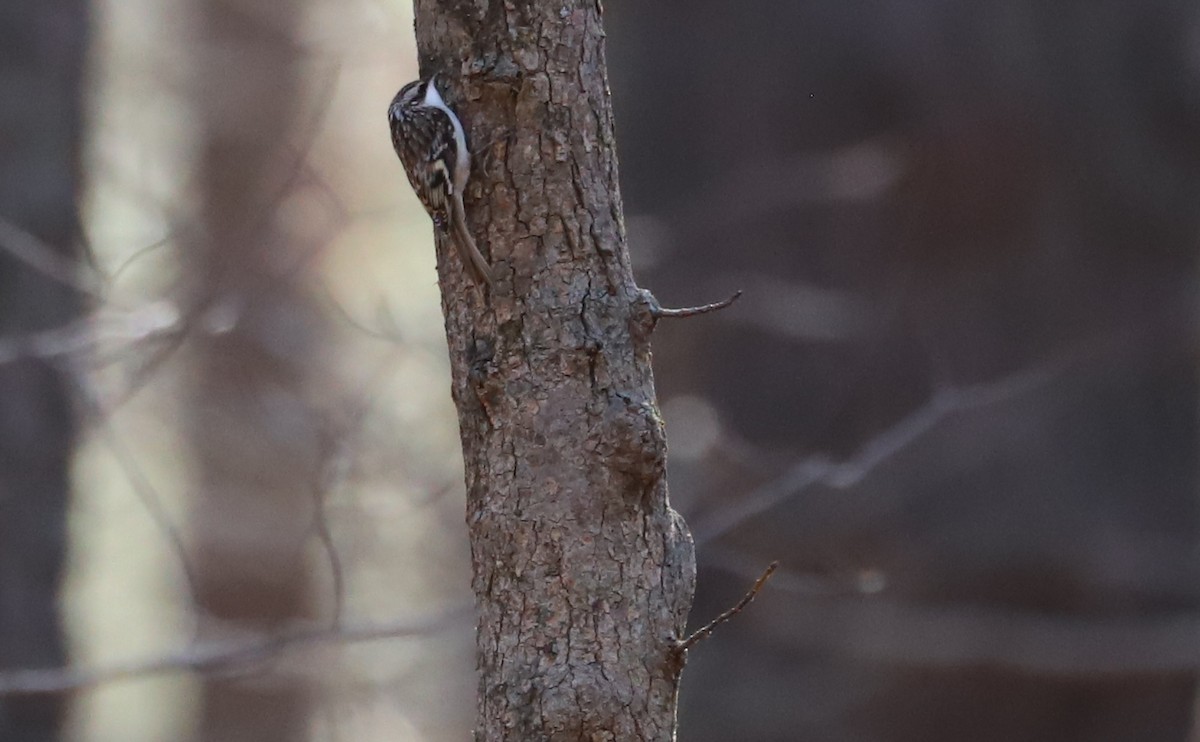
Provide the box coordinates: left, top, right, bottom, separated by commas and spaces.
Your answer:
412, 1, 697, 739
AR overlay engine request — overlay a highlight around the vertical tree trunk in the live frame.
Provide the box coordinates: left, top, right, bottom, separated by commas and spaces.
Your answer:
184, 1, 324, 739
0, 1, 88, 740
411, 2, 696, 739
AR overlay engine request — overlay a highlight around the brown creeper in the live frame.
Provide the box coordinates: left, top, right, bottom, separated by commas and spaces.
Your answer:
388, 79, 495, 287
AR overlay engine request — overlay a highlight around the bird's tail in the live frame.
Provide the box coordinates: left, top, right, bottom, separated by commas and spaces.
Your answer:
451, 201, 495, 288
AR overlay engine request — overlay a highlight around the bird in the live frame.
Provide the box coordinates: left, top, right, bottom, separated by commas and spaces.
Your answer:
387, 78, 495, 287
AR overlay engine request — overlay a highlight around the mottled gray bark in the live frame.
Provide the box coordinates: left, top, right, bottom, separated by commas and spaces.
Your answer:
411, 2, 697, 739
183, 1, 324, 739
0, 1, 88, 740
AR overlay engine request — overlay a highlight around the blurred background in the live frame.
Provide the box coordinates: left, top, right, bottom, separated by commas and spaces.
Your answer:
3, 0, 1200, 740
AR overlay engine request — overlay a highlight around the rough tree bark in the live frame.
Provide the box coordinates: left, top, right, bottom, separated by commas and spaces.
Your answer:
0, 1, 88, 740
183, 1, 324, 739
411, 1, 697, 739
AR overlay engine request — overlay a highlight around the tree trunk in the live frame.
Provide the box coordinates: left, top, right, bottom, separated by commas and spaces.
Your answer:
0, 1, 88, 740
411, 2, 697, 739
183, 1, 324, 739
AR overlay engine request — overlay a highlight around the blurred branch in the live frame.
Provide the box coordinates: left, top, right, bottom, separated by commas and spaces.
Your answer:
308, 371, 394, 626
109, 231, 176, 284
711, 554, 1200, 677
0, 605, 472, 697
776, 589, 1200, 677
75, 376, 203, 609
317, 282, 407, 344
702, 544, 876, 596
692, 348, 1078, 545
98, 64, 343, 414
0, 302, 183, 367
0, 320, 94, 366
0, 216, 108, 301
311, 429, 349, 627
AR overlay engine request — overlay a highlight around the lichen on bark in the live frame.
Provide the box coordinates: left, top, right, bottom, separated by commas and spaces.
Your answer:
411, 1, 697, 739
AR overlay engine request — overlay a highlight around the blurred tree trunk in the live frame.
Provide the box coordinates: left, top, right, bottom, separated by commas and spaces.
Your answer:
412, 1, 696, 739
184, 1, 325, 740
0, 1, 88, 740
